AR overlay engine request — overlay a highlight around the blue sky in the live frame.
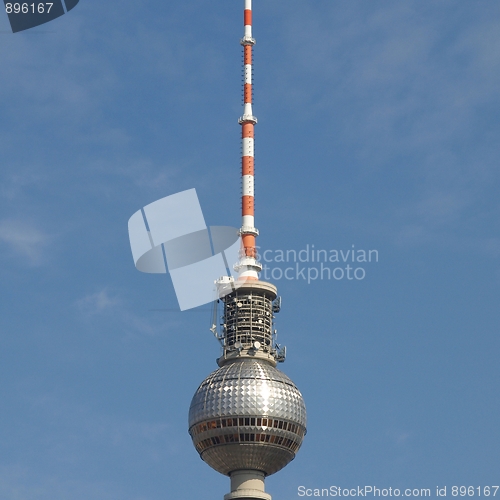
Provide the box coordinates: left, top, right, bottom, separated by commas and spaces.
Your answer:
0, 0, 499, 498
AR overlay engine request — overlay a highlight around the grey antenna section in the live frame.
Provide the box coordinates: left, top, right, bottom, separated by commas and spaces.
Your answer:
272, 296, 281, 313
215, 280, 286, 366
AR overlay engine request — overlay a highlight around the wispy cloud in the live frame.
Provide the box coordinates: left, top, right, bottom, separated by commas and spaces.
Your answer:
74, 288, 173, 338
0, 218, 50, 265
0, 465, 124, 500
0, 391, 177, 500
25, 392, 175, 456
387, 428, 412, 446
0, 171, 46, 201
75, 288, 121, 315
278, 2, 500, 141
268, 1, 500, 249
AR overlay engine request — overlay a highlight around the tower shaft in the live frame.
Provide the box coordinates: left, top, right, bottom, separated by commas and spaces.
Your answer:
225, 471, 271, 500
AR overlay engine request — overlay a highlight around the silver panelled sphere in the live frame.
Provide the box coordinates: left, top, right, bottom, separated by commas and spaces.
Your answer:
189, 357, 307, 476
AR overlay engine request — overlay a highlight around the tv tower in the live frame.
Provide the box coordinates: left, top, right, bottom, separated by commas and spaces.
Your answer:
188, 1, 307, 499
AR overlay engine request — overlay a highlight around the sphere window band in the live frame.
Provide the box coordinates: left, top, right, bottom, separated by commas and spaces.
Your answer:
194, 433, 302, 454
190, 417, 306, 436
189, 416, 306, 456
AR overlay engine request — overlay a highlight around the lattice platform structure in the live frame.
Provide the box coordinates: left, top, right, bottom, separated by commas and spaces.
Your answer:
216, 281, 284, 367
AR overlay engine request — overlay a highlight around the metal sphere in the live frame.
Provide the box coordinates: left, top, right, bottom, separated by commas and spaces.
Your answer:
188, 358, 306, 476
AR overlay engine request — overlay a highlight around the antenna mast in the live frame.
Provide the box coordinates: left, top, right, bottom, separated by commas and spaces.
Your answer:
237, 0, 262, 280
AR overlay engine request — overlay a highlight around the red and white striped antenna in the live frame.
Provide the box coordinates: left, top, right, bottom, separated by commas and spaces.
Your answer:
236, 0, 262, 281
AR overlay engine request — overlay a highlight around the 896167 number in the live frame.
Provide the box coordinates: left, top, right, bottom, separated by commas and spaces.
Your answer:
451, 487, 500, 497
5, 3, 54, 13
